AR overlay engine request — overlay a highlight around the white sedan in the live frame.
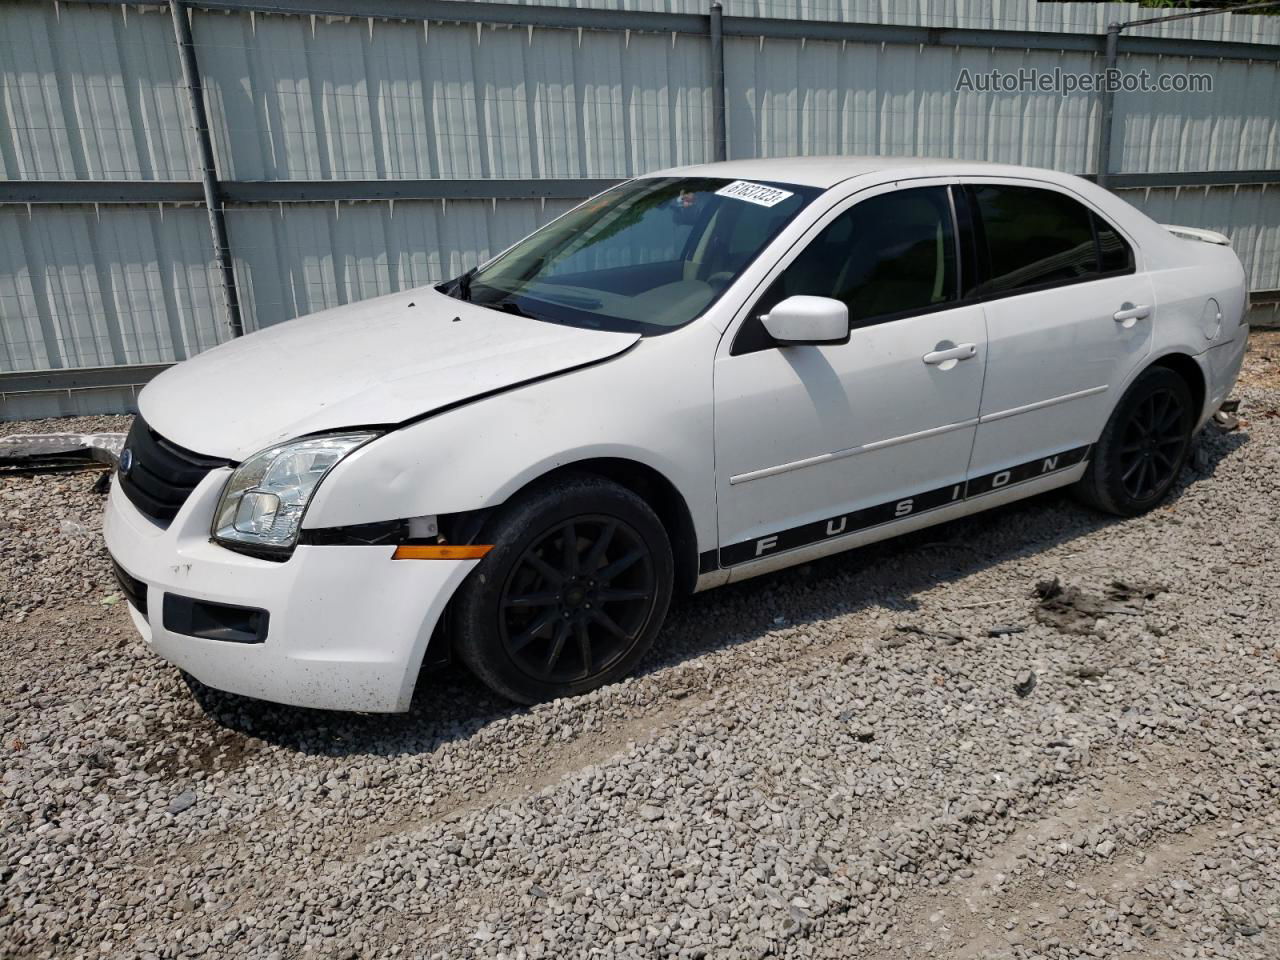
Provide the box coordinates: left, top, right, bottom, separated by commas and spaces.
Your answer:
103, 157, 1249, 711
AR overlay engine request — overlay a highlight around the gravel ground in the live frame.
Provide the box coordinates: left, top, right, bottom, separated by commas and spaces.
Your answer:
3, 337, 1279, 959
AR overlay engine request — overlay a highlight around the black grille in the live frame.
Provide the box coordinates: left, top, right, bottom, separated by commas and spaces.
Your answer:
117, 417, 230, 524
110, 557, 149, 617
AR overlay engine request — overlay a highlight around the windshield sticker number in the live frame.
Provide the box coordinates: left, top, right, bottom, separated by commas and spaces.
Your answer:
714, 180, 794, 208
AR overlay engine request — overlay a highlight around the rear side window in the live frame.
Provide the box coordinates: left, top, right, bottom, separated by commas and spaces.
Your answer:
733, 186, 958, 354
1094, 212, 1135, 274
968, 184, 1100, 295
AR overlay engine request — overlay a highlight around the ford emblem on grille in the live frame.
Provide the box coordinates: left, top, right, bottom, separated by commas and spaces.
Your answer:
118, 448, 134, 476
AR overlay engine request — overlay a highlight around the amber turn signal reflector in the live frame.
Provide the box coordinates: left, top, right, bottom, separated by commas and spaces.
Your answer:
392, 544, 493, 560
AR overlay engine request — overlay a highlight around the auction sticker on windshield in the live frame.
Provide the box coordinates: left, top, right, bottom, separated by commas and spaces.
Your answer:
714, 180, 795, 207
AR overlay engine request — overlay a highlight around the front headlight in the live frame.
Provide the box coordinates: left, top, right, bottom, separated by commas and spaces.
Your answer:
212, 432, 378, 555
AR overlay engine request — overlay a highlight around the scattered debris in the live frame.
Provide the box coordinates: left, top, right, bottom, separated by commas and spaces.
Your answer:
165, 790, 197, 815
637, 804, 665, 823
0, 432, 126, 473
988, 624, 1025, 637
1034, 577, 1163, 636
889, 624, 967, 646
58, 519, 92, 538
953, 597, 1017, 610
1213, 399, 1241, 431
1070, 665, 1109, 679
1013, 670, 1037, 698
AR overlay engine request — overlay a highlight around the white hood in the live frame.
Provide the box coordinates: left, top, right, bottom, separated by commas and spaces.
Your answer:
139, 286, 640, 459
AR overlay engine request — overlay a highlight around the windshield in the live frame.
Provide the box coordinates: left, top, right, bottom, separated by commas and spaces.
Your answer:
438, 176, 820, 334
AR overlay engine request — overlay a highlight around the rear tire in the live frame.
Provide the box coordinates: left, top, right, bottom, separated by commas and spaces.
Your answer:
450, 474, 674, 704
1073, 365, 1195, 516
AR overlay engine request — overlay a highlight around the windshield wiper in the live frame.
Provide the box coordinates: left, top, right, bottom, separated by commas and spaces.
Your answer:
491, 298, 538, 320
443, 268, 475, 302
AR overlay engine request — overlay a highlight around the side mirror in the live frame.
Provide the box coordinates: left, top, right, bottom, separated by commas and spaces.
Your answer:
760, 296, 849, 346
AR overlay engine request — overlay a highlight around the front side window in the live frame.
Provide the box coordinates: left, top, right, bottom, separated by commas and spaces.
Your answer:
968, 184, 1102, 296
439, 177, 819, 334
734, 186, 958, 354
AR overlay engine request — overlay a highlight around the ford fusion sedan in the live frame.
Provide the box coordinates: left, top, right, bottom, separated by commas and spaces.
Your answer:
103, 157, 1248, 711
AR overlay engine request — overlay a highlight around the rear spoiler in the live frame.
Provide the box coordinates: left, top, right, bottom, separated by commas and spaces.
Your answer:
1161, 224, 1231, 246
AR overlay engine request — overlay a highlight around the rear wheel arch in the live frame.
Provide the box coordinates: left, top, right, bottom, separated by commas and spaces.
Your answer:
1076, 362, 1196, 516
1148, 352, 1206, 421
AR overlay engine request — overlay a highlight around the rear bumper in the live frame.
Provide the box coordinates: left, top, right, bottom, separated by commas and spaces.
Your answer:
103, 472, 476, 712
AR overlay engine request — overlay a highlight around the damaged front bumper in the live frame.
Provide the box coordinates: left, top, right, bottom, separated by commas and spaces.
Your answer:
103, 472, 476, 712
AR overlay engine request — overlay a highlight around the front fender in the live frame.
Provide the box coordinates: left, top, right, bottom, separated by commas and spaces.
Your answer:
304, 325, 719, 553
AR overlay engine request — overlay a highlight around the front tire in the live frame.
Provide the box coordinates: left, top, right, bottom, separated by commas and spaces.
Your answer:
1074, 365, 1195, 516
450, 474, 674, 704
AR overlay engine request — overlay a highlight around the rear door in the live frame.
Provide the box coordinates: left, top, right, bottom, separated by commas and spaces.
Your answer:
962, 181, 1154, 486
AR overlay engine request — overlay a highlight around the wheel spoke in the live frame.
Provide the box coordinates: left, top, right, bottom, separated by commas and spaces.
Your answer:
1156, 435, 1185, 448
597, 587, 651, 603
1153, 449, 1175, 472
1159, 404, 1183, 432
582, 520, 617, 574
1141, 399, 1162, 435
1121, 457, 1143, 484
545, 620, 570, 673
502, 590, 560, 609
589, 608, 629, 640
575, 620, 592, 676
1120, 440, 1144, 454
510, 608, 558, 652
525, 550, 565, 586
1152, 393, 1171, 432
1137, 459, 1153, 497
562, 522, 579, 576
597, 547, 643, 582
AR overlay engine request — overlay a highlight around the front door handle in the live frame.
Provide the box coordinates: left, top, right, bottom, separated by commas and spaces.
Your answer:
1113, 303, 1151, 323
922, 343, 978, 366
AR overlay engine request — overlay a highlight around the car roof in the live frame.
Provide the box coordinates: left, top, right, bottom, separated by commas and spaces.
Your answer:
648, 156, 1083, 190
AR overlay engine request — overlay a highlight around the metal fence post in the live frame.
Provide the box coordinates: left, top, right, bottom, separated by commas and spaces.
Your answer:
1095, 21, 1122, 190
709, 1, 727, 162
169, 0, 245, 339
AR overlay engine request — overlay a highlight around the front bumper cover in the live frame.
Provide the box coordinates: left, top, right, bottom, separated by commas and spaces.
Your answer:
103, 470, 477, 712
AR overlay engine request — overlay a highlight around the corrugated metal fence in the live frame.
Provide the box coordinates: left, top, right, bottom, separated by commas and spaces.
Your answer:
2, 0, 1278, 417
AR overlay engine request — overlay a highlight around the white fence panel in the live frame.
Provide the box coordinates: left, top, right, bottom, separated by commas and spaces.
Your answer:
226, 198, 576, 331
0, 205, 225, 372
0, 3, 195, 180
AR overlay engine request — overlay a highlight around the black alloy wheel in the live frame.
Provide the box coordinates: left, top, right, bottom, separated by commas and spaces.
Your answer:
1116, 386, 1188, 501
1074, 365, 1195, 516
450, 474, 674, 704
498, 516, 658, 685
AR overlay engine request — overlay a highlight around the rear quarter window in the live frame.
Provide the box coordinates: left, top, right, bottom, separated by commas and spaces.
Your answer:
1093, 212, 1135, 274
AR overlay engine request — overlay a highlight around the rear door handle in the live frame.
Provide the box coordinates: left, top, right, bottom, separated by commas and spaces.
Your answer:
1113, 303, 1151, 322
922, 343, 978, 366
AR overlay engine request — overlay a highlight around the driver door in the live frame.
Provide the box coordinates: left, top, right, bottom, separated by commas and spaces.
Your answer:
713, 181, 987, 572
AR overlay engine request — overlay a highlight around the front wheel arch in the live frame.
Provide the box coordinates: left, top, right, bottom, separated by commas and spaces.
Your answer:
449, 472, 676, 703
472, 457, 701, 596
